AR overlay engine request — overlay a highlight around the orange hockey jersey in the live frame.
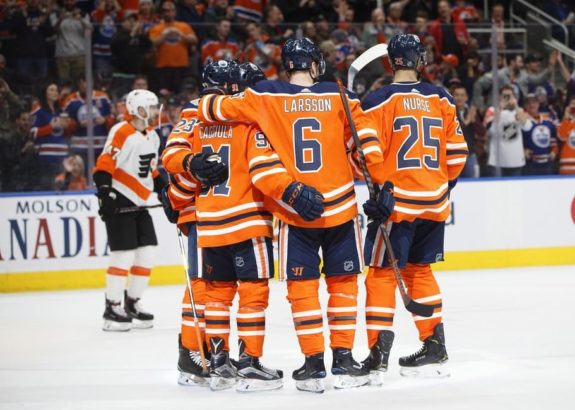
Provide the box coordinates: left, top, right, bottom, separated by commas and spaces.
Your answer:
192, 121, 294, 248
95, 121, 160, 206
162, 100, 201, 224
362, 81, 468, 223
557, 116, 575, 174
197, 80, 385, 229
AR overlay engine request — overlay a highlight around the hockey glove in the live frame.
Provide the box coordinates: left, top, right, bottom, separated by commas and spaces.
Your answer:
282, 182, 324, 222
96, 185, 117, 222
363, 181, 395, 223
160, 186, 179, 224
184, 152, 228, 186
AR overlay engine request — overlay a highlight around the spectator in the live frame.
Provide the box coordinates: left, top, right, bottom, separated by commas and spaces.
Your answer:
204, 0, 235, 24
428, 0, 469, 62
137, 0, 159, 35
300, 20, 318, 44
63, 75, 114, 167
407, 11, 431, 44
484, 84, 528, 176
110, 13, 153, 97
201, 18, 240, 64
491, 3, 505, 50
0, 76, 22, 130
453, 84, 479, 177
276, 0, 320, 24
363, 7, 394, 48
5, 0, 54, 84
91, 0, 123, 81
149, 0, 197, 93
521, 93, 558, 175
314, 15, 332, 43
534, 85, 558, 122
233, 0, 265, 23
557, 94, 575, 174
543, 0, 575, 46
451, 0, 480, 24
459, 50, 482, 99
319, 40, 338, 82
403, 0, 439, 23
262, 4, 292, 45
520, 52, 556, 100
50, 0, 92, 82
437, 53, 459, 87
118, 0, 139, 16
387, 1, 408, 37
177, 0, 206, 39
54, 154, 87, 191
0, 109, 40, 192
243, 21, 282, 80
31, 82, 71, 189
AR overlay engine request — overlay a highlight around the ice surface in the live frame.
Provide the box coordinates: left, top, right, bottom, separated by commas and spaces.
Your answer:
1, 266, 574, 410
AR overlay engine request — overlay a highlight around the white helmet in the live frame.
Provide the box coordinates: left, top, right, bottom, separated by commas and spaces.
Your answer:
126, 89, 159, 126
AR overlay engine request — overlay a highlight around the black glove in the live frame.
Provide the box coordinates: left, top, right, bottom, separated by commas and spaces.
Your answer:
282, 182, 324, 222
160, 185, 179, 224
96, 185, 117, 222
184, 152, 228, 186
363, 181, 394, 223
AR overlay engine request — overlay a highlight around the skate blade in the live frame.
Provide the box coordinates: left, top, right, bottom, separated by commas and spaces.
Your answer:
367, 369, 387, 386
236, 378, 283, 392
178, 371, 210, 387
295, 379, 325, 394
400, 363, 450, 378
131, 319, 153, 329
333, 374, 369, 389
102, 320, 131, 332
209, 376, 236, 391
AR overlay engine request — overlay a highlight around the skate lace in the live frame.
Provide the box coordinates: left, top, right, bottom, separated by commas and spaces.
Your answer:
405, 341, 428, 360
189, 351, 208, 367
133, 299, 146, 314
111, 303, 127, 316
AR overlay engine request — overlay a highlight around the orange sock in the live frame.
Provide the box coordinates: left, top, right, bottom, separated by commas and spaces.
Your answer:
181, 278, 206, 352
365, 267, 397, 348
287, 279, 324, 356
237, 280, 269, 357
403, 263, 442, 341
205, 280, 237, 351
326, 275, 358, 350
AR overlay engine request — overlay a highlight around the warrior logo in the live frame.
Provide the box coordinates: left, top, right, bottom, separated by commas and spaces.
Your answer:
291, 266, 304, 276
138, 153, 155, 177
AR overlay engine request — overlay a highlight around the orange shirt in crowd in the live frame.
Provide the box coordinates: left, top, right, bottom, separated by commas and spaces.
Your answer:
149, 22, 195, 68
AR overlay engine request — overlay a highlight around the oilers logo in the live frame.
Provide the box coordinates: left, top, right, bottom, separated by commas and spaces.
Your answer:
99, 15, 117, 38
77, 105, 103, 123
569, 130, 575, 149
164, 28, 181, 44
531, 125, 551, 148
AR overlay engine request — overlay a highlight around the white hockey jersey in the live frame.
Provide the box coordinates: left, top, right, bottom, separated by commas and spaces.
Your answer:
485, 107, 526, 168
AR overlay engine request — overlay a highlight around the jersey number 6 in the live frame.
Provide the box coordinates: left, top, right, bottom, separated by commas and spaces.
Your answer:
394, 116, 442, 170
293, 118, 322, 173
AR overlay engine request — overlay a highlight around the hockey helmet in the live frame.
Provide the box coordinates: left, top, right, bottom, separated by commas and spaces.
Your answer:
227, 62, 266, 93
388, 34, 427, 70
281, 37, 326, 76
201, 59, 237, 95
125, 89, 159, 125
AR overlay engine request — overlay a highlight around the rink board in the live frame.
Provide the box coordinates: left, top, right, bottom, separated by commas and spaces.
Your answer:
1, 176, 574, 292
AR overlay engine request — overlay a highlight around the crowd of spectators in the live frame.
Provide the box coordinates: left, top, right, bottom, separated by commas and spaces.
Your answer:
1, 0, 575, 193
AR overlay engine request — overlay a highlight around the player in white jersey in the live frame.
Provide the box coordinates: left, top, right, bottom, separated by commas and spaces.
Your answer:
94, 90, 167, 331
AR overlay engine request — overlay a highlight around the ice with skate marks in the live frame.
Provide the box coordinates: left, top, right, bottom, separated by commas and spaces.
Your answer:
366, 368, 387, 387
178, 371, 210, 387
102, 319, 132, 332
333, 373, 369, 389
236, 377, 283, 393
295, 378, 326, 394
130, 318, 153, 330
399, 362, 451, 378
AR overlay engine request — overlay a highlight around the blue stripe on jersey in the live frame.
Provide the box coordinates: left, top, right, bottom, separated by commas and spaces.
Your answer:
252, 80, 359, 100
197, 210, 272, 227
447, 149, 469, 156
362, 81, 455, 111
394, 191, 449, 206
323, 189, 355, 207
249, 160, 282, 173
181, 100, 199, 111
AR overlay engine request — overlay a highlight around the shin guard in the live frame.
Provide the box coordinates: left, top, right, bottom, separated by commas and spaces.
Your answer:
325, 275, 358, 350
287, 279, 324, 356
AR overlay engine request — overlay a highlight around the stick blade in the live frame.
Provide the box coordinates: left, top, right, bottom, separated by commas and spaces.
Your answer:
405, 299, 435, 317
347, 43, 388, 90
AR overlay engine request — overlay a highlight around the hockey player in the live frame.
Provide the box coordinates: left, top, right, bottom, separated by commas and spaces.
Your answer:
360, 34, 468, 381
161, 60, 233, 386
197, 38, 386, 393
94, 89, 167, 331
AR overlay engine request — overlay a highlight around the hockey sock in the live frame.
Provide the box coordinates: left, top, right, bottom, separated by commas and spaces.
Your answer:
127, 246, 155, 299
205, 280, 237, 351
325, 274, 358, 350
365, 267, 396, 348
181, 278, 206, 352
106, 249, 135, 303
403, 263, 442, 341
287, 278, 324, 356
237, 279, 269, 357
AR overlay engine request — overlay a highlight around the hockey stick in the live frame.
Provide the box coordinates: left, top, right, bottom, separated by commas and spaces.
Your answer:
336, 80, 434, 318
176, 227, 209, 374
347, 43, 388, 90
115, 204, 163, 214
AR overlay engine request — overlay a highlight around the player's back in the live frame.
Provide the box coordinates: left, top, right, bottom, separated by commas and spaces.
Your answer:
207, 80, 383, 228
192, 120, 274, 248
362, 81, 468, 222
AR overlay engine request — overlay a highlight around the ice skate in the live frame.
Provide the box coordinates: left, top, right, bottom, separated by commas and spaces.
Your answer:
235, 340, 283, 392
124, 291, 153, 329
102, 298, 132, 331
399, 323, 450, 378
331, 348, 369, 389
177, 334, 209, 387
292, 353, 326, 393
362, 330, 395, 386
209, 337, 237, 391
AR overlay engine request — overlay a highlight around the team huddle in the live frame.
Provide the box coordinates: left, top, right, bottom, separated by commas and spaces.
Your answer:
93, 34, 468, 393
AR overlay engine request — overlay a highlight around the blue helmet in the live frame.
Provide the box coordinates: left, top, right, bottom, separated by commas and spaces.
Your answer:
227, 62, 266, 93
388, 34, 427, 70
281, 37, 325, 76
201, 59, 237, 95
